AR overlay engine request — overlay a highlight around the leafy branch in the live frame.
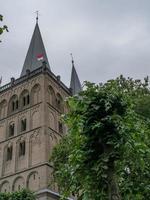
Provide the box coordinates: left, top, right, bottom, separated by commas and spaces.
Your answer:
0, 14, 8, 42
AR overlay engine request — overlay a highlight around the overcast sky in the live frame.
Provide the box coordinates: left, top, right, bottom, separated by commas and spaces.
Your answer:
1, 0, 150, 87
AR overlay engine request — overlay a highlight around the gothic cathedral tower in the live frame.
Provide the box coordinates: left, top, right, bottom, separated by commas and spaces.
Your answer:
0, 20, 81, 200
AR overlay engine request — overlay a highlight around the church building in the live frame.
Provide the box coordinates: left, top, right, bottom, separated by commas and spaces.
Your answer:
0, 19, 81, 200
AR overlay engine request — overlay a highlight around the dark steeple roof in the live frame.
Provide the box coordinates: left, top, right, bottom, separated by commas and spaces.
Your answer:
20, 22, 50, 77
70, 58, 82, 95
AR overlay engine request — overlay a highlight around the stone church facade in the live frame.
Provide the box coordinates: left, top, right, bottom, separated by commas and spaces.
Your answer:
0, 20, 81, 200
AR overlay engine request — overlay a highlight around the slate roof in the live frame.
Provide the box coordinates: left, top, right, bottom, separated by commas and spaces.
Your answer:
20, 22, 50, 77
70, 60, 82, 95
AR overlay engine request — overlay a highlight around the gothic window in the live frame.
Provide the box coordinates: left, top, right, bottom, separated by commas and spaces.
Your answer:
49, 112, 55, 130
8, 95, 18, 114
13, 177, 25, 191
19, 90, 30, 109
48, 86, 56, 106
31, 84, 41, 105
22, 94, 29, 106
0, 181, 10, 193
16, 100, 19, 109
27, 171, 39, 191
0, 100, 7, 119
23, 97, 26, 106
27, 94, 30, 104
32, 111, 40, 129
12, 100, 18, 111
12, 101, 15, 111
29, 132, 42, 166
56, 99, 60, 108
9, 122, 15, 137
58, 121, 63, 133
19, 141, 26, 156
56, 93, 64, 112
21, 119, 26, 132
6, 146, 13, 161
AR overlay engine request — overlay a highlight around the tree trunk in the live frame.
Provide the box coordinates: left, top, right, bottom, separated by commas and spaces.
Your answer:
103, 144, 121, 200
107, 162, 121, 200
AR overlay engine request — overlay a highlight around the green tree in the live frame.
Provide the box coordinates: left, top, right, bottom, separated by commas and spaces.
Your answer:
135, 95, 150, 119
0, 189, 36, 200
0, 15, 8, 42
50, 76, 150, 200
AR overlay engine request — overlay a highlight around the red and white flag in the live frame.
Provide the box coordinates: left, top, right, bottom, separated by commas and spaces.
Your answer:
37, 53, 44, 61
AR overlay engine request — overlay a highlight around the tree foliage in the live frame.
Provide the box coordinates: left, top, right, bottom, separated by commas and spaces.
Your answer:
0, 15, 8, 42
135, 95, 150, 119
0, 189, 36, 200
50, 76, 150, 200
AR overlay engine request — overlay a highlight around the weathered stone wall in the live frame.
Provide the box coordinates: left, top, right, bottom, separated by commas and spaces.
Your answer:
0, 73, 70, 199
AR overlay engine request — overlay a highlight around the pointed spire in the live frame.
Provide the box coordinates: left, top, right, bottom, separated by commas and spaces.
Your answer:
70, 54, 82, 95
20, 20, 50, 77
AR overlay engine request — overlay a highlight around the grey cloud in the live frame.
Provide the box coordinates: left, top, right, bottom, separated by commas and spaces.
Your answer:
1, 0, 150, 87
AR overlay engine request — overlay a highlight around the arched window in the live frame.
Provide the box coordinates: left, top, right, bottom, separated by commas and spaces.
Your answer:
21, 118, 27, 132
31, 111, 40, 129
19, 90, 30, 109
8, 95, 18, 114
49, 112, 55, 130
48, 86, 56, 106
0, 100, 7, 119
0, 181, 10, 193
19, 141, 26, 157
6, 146, 13, 161
9, 122, 15, 137
13, 176, 25, 191
29, 132, 41, 166
56, 93, 64, 112
31, 84, 41, 105
27, 171, 39, 191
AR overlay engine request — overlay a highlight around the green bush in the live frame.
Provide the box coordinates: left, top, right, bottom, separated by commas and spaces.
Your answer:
0, 189, 36, 200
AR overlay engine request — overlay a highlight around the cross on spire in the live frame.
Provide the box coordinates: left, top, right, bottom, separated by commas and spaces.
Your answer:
70, 53, 74, 66
35, 11, 39, 23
